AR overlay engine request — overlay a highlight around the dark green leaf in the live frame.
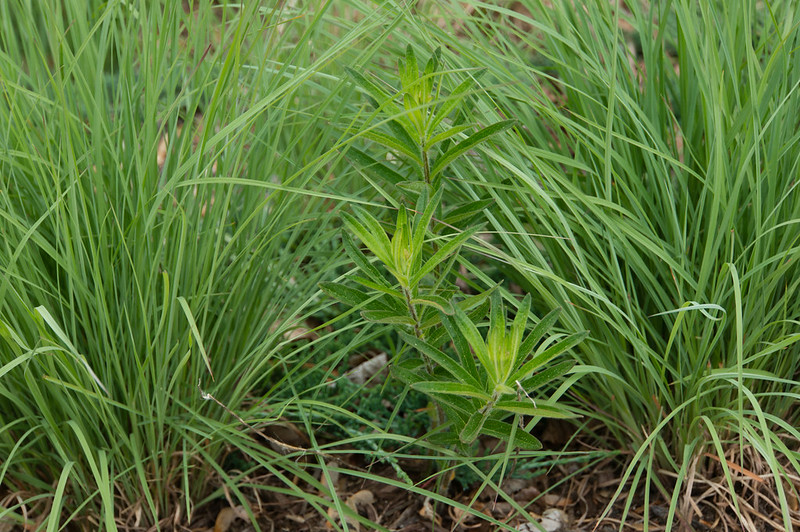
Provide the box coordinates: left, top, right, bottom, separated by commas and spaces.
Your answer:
412, 381, 491, 401
509, 331, 587, 384
440, 313, 481, 384
360, 129, 422, 164
345, 147, 405, 185
410, 227, 477, 286
410, 294, 453, 315
516, 360, 576, 394
518, 307, 561, 360
482, 420, 542, 450
342, 231, 390, 288
442, 198, 494, 226
398, 331, 482, 389
361, 310, 416, 326
460, 409, 490, 444
430, 119, 516, 178
494, 400, 579, 418
318, 282, 370, 308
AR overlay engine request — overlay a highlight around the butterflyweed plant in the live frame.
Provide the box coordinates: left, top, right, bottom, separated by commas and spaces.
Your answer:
322, 46, 587, 453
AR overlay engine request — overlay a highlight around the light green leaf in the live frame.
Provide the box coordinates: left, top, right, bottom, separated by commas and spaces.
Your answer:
516, 360, 576, 394
518, 307, 561, 361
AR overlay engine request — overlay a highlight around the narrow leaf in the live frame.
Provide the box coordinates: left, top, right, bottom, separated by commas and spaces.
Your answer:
361, 310, 416, 326
482, 420, 542, 450
410, 227, 477, 286
411, 294, 454, 315
360, 130, 422, 164
509, 331, 587, 384
318, 282, 370, 308
427, 77, 477, 135
460, 409, 491, 444
398, 330, 482, 389
430, 119, 516, 178
518, 307, 561, 360
442, 198, 494, 226
516, 360, 575, 394
425, 124, 472, 150
342, 231, 389, 287
452, 304, 492, 380
346, 67, 400, 114
345, 147, 405, 185
342, 211, 391, 266
494, 400, 579, 418
412, 381, 491, 401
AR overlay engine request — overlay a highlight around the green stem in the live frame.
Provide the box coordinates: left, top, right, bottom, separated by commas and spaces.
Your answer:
422, 149, 430, 185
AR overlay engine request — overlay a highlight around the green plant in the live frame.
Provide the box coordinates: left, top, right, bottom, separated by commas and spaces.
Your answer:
419, 0, 800, 528
322, 46, 585, 453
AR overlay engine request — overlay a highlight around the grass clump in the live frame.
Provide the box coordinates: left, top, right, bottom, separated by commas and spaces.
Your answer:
1, 0, 799, 530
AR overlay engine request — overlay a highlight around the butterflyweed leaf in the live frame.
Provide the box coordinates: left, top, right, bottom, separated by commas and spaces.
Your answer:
410, 186, 442, 267
518, 360, 575, 393
349, 206, 393, 264
508, 331, 587, 384
453, 303, 492, 384
359, 129, 422, 164
392, 358, 428, 386
427, 77, 477, 136
460, 409, 491, 444
392, 206, 412, 283
346, 67, 400, 113
486, 291, 507, 383
361, 310, 416, 326
410, 227, 477, 287
422, 48, 440, 97
412, 382, 491, 401
410, 295, 454, 315
425, 124, 472, 150
398, 330, 482, 389
441, 198, 494, 226
345, 147, 405, 185
439, 313, 481, 384
342, 231, 390, 288
403, 91, 424, 138
318, 282, 371, 308
517, 307, 561, 364
482, 419, 542, 450
403, 44, 418, 93
430, 119, 516, 179
494, 400, 579, 418
350, 275, 404, 301
505, 294, 531, 379
397, 181, 428, 195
